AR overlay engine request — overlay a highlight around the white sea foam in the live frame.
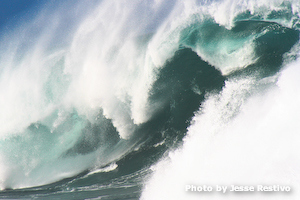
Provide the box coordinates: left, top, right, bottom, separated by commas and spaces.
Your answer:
87, 163, 118, 176
141, 58, 300, 199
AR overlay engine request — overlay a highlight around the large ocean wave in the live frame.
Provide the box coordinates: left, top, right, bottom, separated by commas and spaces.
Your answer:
0, 0, 300, 199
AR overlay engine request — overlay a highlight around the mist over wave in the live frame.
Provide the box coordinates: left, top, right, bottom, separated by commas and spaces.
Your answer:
0, 0, 299, 199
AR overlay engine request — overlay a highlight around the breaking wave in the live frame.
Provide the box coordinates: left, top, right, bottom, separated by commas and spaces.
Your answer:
0, 0, 300, 199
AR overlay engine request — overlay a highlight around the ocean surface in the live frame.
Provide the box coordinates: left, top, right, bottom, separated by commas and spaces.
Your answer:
0, 0, 300, 199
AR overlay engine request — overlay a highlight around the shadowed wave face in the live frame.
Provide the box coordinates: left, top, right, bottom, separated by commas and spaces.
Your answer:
0, 0, 300, 199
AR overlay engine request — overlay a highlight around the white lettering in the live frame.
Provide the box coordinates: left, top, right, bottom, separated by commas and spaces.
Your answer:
185, 185, 213, 192
216, 185, 227, 193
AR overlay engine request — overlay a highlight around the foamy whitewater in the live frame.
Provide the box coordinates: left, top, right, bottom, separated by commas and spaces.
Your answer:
0, 0, 300, 199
